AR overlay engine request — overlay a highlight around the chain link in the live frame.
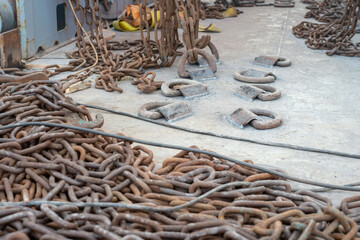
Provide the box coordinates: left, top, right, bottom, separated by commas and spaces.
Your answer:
60, 0, 219, 94
293, 0, 360, 57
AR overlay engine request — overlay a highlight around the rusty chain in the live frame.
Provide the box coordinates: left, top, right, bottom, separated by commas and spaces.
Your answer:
49, 0, 219, 94
201, 0, 243, 19
202, 3, 227, 19
0, 1, 359, 239
131, 71, 164, 93
0, 77, 359, 238
293, 0, 360, 57
304, 0, 346, 23
174, 0, 220, 78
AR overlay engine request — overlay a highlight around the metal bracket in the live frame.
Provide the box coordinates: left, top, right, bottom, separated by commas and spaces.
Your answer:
254, 56, 279, 67
235, 85, 282, 101
227, 108, 260, 128
275, 0, 295, 7
0, 29, 21, 68
254, 56, 291, 67
234, 69, 277, 83
157, 102, 192, 122
228, 108, 282, 130
188, 67, 217, 81
161, 79, 209, 99
242, 69, 276, 78
235, 85, 265, 101
178, 83, 209, 99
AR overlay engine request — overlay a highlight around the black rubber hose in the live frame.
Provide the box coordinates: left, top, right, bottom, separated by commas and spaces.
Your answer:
78, 102, 360, 160
293, 181, 360, 193
1, 122, 359, 192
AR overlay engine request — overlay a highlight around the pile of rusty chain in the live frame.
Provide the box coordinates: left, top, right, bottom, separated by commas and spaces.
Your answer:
175, 0, 220, 78
293, 0, 360, 57
304, 0, 346, 23
67, 0, 164, 94
0, 61, 93, 94
144, 0, 219, 78
0, 78, 360, 238
141, 0, 181, 68
201, 0, 242, 19
201, 2, 227, 19
61, 0, 218, 94
131, 71, 164, 93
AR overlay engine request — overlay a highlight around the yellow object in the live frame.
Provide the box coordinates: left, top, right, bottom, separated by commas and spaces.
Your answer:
113, 20, 140, 31
222, 7, 238, 18
120, 76, 135, 81
113, 10, 161, 32
150, 10, 161, 29
199, 23, 221, 33
114, 9, 220, 33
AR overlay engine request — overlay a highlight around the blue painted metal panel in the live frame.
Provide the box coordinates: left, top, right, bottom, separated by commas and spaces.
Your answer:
16, 0, 78, 59
15, 0, 153, 59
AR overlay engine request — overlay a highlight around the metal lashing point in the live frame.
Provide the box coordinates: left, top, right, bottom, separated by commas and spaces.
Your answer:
256, 85, 281, 101
65, 112, 105, 129
275, 57, 292, 67
139, 102, 192, 122
228, 108, 260, 129
250, 109, 282, 130
274, 0, 295, 7
188, 67, 217, 81
236, 85, 281, 101
254, 56, 292, 67
178, 48, 217, 79
234, 69, 277, 83
161, 79, 208, 99
235, 85, 265, 101
195, 36, 220, 67
138, 102, 170, 120
228, 108, 282, 130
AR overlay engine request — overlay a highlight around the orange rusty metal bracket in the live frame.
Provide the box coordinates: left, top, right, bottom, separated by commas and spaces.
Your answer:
0, 28, 22, 68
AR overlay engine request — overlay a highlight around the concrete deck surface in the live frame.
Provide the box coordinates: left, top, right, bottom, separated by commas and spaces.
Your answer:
30, 2, 360, 205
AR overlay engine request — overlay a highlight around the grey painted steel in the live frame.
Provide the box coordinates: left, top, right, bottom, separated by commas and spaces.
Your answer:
16, 0, 154, 59
0, 0, 16, 33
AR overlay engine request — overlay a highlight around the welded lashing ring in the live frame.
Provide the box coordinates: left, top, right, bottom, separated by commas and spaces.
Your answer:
138, 102, 169, 120
234, 71, 276, 83
254, 85, 281, 101
250, 109, 282, 130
